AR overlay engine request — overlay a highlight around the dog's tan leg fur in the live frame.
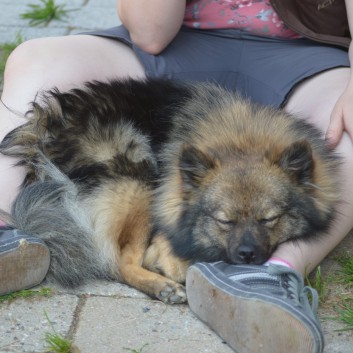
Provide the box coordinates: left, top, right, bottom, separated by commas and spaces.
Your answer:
93, 181, 186, 304
119, 241, 187, 304
143, 233, 191, 284
118, 216, 186, 304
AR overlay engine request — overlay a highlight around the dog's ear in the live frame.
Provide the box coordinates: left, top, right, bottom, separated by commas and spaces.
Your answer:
276, 140, 314, 184
179, 144, 216, 189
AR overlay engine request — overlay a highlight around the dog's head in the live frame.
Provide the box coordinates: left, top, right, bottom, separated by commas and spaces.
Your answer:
175, 140, 333, 265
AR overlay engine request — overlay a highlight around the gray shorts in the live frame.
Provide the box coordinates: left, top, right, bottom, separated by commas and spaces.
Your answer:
86, 25, 349, 107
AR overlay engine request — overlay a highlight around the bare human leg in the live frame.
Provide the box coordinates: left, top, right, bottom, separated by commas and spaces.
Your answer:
273, 67, 353, 275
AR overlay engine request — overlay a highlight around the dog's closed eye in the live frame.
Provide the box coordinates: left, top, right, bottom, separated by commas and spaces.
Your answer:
258, 215, 280, 227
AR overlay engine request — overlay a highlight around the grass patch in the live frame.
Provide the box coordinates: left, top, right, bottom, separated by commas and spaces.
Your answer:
21, 0, 73, 27
44, 332, 73, 353
305, 266, 328, 303
0, 287, 52, 304
334, 299, 353, 331
336, 254, 353, 285
44, 311, 73, 353
0, 34, 23, 79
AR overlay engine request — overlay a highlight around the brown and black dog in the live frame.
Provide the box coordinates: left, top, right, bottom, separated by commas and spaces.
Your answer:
0, 78, 340, 303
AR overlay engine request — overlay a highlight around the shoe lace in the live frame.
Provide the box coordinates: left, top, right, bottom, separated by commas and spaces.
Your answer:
268, 264, 319, 321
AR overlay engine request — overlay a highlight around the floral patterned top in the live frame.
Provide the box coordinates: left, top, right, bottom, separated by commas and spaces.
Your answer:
184, 0, 301, 38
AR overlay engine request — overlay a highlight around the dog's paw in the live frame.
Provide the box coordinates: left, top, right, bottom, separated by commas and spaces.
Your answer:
157, 283, 187, 304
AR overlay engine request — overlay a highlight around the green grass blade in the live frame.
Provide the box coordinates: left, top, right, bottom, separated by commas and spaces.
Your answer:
44, 332, 73, 353
43, 310, 73, 353
0, 287, 52, 304
0, 34, 23, 79
20, 0, 73, 27
335, 300, 353, 331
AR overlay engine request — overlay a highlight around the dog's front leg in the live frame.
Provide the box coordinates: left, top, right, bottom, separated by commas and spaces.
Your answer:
119, 241, 187, 304
143, 233, 191, 285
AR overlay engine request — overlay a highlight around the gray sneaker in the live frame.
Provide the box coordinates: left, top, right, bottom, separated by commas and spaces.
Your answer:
0, 226, 50, 295
186, 262, 323, 353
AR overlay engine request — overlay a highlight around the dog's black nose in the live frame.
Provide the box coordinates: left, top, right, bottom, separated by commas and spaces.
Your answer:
237, 245, 256, 263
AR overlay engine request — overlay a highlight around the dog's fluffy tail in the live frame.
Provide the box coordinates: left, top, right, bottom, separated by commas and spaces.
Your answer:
5, 160, 109, 287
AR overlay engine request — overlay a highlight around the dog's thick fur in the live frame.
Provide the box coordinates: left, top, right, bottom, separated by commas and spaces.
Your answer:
0, 78, 340, 302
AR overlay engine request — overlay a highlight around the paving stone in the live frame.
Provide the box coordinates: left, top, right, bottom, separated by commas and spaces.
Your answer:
0, 294, 78, 353
73, 0, 121, 31
0, 0, 119, 43
49, 279, 149, 299
74, 296, 234, 353
320, 312, 353, 353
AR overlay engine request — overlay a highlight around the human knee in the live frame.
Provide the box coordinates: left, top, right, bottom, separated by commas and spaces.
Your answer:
285, 68, 350, 129
4, 38, 55, 82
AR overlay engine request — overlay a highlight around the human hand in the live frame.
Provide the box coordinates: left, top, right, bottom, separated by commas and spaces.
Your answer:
325, 87, 353, 149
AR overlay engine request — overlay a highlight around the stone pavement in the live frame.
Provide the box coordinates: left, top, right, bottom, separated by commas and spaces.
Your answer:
0, 1, 353, 352
0, 0, 121, 43
0, 281, 235, 353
